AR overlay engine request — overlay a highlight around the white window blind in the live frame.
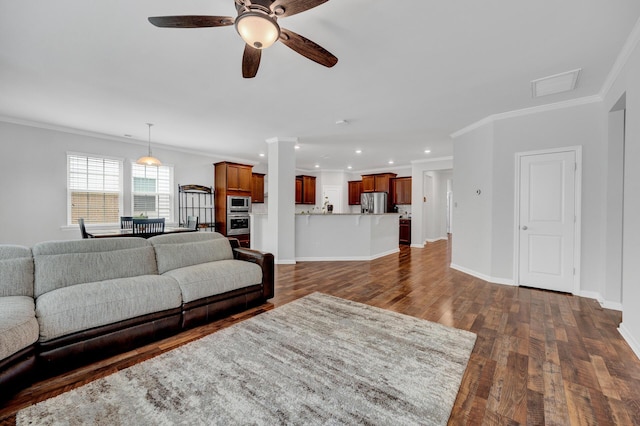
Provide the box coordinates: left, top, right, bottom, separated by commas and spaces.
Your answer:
131, 163, 173, 220
68, 154, 123, 225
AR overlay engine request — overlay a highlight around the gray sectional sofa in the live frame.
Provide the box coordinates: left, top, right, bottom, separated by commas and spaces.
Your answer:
0, 232, 274, 402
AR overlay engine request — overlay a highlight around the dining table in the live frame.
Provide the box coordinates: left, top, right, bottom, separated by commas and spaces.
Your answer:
86, 227, 198, 239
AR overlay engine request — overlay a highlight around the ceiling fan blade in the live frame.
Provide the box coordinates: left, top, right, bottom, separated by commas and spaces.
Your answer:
148, 16, 234, 28
271, 0, 329, 18
242, 45, 262, 78
279, 29, 338, 68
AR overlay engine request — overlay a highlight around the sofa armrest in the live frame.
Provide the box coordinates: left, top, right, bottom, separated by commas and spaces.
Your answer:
233, 247, 274, 300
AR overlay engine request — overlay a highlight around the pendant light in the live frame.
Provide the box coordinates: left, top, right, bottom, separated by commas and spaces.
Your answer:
136, 123, 162, 166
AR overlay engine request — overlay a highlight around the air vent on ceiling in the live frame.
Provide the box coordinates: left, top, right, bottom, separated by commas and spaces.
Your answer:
531, 69, 581, 98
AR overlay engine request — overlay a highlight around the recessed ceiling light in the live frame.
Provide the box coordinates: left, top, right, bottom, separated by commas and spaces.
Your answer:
295, 145, 300, 150
259, 153, 265, 157
315, 164, 320, 168
347, 165, 353, 170
388, 160, 394, 165
355, 150, 362, 154
424, 149, 431, 154
335, 119, 348, 125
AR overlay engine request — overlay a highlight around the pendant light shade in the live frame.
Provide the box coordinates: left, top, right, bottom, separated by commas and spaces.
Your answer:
136, 123, 162, 166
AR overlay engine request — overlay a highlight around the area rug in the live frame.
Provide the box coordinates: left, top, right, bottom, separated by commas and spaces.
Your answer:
18, 292, 477, 426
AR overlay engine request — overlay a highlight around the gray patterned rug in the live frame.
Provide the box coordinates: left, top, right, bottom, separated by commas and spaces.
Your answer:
18, 293, 476, 425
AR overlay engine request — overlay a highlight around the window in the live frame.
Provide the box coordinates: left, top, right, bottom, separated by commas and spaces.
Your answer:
131, 163, 173, 220
67, 154, 123, 225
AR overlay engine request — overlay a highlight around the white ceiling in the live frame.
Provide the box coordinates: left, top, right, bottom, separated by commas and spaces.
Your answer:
1, 1, 639, 172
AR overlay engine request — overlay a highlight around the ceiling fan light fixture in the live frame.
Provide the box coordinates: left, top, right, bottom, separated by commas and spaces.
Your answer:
235, 11, 280, 49
136, 123, 162, 167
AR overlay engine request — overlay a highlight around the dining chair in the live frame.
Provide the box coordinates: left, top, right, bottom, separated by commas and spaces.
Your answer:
78, 218, 93, 239
132, 218, 165, 237
120, 216, 134, 229
186, 215, 199, 230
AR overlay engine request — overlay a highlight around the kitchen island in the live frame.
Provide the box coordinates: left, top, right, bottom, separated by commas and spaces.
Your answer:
250, 213, 400, 261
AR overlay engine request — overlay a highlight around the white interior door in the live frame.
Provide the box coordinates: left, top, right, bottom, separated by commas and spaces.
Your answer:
518, 150, 577, 293
322, 185, 343, 213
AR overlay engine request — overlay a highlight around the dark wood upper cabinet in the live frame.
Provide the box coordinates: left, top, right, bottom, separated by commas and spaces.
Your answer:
362, 175, 375, 193
252, 173, 265, 203
361, 173, 397, 193
295, 177, 303, 204
392, 177, 412, 205
217, 162, 252, 194
348, 180, 363, 205
296, 175, 316, 205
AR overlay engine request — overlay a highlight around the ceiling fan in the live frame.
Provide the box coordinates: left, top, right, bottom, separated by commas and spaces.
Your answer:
148, 0, 338, 78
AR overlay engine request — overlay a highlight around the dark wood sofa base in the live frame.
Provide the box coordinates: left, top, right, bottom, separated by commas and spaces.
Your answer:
182, 284, 264, 329
37, 308, 183, 378
0, 346, 36, 402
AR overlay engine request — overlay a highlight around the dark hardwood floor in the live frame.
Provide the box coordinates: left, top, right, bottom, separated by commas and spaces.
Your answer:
2, 239, 640, 425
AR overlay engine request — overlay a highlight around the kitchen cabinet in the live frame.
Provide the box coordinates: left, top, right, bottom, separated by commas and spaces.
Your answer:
361, 173, 397, 193
295, 177, 303, 204
251, 173, 265, 203
392, 177, 412, 205
296, 175, 316, 205
214, 161, 253, 241
362, 175, 375, 192
216, 162, 252, 194
399, 219, 411, 245
348, 180, 363, 205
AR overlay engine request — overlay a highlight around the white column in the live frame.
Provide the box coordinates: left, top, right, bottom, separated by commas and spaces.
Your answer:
265, 137, 297, 264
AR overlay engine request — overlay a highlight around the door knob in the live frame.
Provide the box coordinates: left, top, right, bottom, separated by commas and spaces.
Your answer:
521, 225, 528, 230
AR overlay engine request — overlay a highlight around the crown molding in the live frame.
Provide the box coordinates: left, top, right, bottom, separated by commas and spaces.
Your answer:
600, 15, 640, 98
451, 15, 640, 140
411, 156, 454, 165
450, 95, 602, 139
0, 115, 258, 166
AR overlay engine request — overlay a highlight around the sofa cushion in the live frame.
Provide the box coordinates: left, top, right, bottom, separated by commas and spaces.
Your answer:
150, 232, 234, 275
32, 238, 158, 298
0, 245, 34, 297
35, 275, 182, 342
163, 260, 263, 304
0, 296, 39, 360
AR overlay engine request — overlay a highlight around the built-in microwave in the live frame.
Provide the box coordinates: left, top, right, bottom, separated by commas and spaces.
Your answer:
227, 195, 251, 212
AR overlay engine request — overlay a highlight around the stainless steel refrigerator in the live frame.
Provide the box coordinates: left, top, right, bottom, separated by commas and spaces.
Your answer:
361, 192, 387, 214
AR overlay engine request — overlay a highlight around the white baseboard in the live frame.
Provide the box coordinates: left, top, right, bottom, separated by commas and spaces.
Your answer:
449, 263, 515, 286
618, 323, 640, 361
410, 243, 425, 248
578, 290, 623, 311
425, 236, 448, 243
602, 300, 623, 311
275, 259, 296, 265
295, 248, 399, 262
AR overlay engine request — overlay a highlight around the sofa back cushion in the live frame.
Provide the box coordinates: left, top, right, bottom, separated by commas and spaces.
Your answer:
149, 232, 233, 275
0, 245, 34, 297
32, 238, 158, 298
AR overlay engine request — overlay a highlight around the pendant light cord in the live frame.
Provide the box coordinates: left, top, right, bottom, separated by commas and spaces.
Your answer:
147, 123, 153, 156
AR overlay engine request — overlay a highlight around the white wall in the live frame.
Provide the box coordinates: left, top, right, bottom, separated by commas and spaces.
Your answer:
451, 102, 606, 287
492, 103, 605, 286
451, 124, 494, 277
424, 171, 451, 242
0, 121, 239, 246
604, 33, 640, 356
410, 158, 454, 247
605, 108, 625, 307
